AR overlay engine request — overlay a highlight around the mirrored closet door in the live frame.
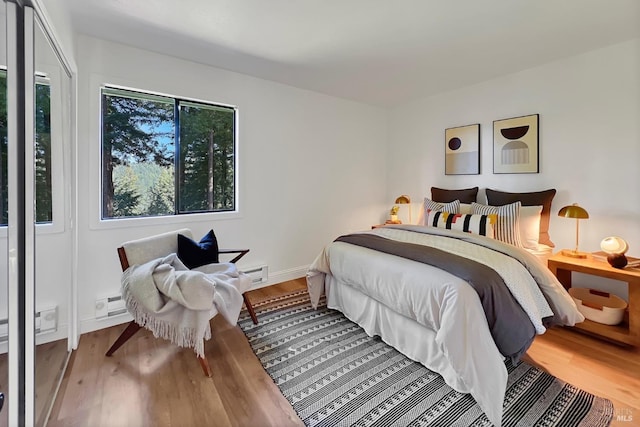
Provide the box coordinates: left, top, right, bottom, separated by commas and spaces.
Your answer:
33, 10, 72, 427
0, 1, 7, 426
1, 2, 74, 426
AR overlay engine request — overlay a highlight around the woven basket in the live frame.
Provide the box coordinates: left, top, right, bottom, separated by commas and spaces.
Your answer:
569, 287, 627, 325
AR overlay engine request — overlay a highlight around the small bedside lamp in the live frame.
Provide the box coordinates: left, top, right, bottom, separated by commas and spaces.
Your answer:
600, 236, 629, 268
394, 195, 412, 224
558, 203, 589, 258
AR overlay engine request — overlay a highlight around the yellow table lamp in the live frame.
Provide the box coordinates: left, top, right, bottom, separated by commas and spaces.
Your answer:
558, 203, 589, 258
394, 195, 411, 224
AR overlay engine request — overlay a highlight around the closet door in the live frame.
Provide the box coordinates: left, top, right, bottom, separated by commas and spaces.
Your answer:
6, 3, 36, 426
1, 3, 73, 425
33, 11, 72, 427
0, 1, 7, 425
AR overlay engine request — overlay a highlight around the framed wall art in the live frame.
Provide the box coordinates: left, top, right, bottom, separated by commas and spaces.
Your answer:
493, 114, 539, 174
445, 123, 480, 175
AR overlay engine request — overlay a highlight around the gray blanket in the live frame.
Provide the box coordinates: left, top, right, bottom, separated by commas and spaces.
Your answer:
121, 253, 246, 357
335, 233, 536, 362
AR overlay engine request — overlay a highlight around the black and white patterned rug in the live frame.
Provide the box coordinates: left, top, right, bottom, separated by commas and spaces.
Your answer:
239, 290, 613, 427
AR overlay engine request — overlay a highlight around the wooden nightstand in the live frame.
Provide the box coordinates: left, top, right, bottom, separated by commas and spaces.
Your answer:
548, 252, 640, 345
371, 222, 402, 229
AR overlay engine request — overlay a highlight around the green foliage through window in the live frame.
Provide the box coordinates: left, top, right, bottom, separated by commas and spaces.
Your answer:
101, 87, 236, 219
0, 71, 53, 225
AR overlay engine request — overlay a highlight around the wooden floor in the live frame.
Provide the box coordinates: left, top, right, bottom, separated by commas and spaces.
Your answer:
523, 328, 640, 426
47, 278, 640, 427
0, 338, 69, 427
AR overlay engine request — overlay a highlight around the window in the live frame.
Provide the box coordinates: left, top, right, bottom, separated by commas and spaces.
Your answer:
0, 70, 52, 225
101, 87, 236, 219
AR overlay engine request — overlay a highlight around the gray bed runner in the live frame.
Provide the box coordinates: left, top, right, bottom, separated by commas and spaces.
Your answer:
335, 233, 536, 361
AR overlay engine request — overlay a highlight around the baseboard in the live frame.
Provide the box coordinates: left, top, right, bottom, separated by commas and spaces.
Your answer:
0, 266, 312, 351
0, 323, 69, 355
80, 312, 133, 335
250, 264, 308, 290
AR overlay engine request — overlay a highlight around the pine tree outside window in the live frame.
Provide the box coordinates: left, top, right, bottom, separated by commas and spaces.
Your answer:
101, 87, 236, 219
0, 70, 52, 225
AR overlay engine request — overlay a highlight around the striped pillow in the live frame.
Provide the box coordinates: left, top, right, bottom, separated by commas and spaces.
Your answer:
425, 198, 460, 213
418, 198, 460, 225
426, 210, 496, 238
472, 201, 524, 247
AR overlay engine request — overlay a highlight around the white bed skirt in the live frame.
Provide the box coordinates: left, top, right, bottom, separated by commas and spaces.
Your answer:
326, 275, 469, 392
325, 274, 507, 425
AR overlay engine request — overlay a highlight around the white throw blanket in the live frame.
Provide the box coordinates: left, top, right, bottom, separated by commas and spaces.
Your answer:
121, 253, 249, 357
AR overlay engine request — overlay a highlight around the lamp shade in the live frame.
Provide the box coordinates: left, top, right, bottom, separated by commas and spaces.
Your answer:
394, 195, 411, 204
558, 203, 589, 219
392, 195, 412, 224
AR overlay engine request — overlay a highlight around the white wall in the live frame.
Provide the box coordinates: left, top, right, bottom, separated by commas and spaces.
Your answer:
387, 39, 640, 260
75, 35, 388, 333
37, 0, 76, 71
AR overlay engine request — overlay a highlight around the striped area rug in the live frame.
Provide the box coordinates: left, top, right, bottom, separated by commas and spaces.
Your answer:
239, 290, 613, 427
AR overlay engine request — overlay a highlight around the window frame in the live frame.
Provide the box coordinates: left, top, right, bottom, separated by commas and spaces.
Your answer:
94, 83, 241, 228
176, 99, 237, 215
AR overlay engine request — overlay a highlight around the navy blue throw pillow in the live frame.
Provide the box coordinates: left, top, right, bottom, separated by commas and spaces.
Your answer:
177, 230, 219, 269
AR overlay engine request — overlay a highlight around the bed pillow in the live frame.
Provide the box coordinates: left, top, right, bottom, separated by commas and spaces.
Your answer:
460, 203, 473, 215
485, 188, 556, 247
431, 186, 478, 204
519, 205, 543, 250
417, 198, 460, 225
177, 229, 219, 269
472, 201, 523, 247
426, 210, 495, 238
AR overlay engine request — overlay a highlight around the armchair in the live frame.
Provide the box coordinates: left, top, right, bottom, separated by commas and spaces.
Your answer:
105, 228, 258, 377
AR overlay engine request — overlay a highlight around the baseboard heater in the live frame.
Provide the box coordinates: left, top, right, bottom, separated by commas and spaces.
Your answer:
241, 264, 268, 285
0, 306, 58, 342
95, 295, 127, 319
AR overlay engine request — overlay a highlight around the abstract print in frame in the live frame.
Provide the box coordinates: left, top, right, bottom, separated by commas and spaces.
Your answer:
445, 123, 480, 175
493, 114, 539, 173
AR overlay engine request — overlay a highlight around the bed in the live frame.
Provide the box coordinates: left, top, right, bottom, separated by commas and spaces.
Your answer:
306, 189, 584, 427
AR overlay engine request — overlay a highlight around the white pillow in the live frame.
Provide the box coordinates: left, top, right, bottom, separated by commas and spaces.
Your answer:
426, 211, 495, 238
519, 205, 543, 250
460, 203, 473, 215
472, 201, 523, 247
417, 198, 460, 225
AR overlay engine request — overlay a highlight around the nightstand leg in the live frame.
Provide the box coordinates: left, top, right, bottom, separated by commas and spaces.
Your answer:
554, 268, 572, 290
629, 280, 640, 344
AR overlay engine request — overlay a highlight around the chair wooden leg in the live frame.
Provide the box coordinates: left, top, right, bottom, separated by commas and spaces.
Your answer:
198, 353, 212, 377
243, 293, 258, 325
105, 321, 142, 356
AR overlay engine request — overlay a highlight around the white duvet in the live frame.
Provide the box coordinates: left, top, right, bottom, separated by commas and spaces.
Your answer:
307, 225, 583, 427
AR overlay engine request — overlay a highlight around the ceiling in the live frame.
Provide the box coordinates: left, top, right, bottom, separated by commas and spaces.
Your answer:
62, 0, 640, 107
